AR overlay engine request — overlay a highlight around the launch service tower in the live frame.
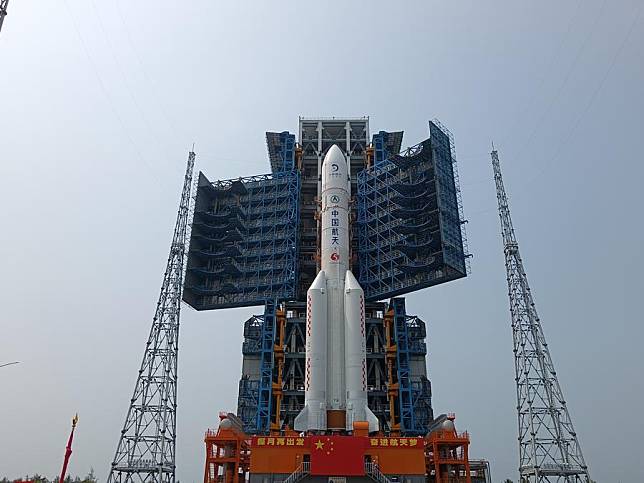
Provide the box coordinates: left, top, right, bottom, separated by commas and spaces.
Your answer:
183, 117, 488, 483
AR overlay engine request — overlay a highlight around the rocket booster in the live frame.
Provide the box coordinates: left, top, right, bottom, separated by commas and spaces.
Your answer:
294, 145, 379, 433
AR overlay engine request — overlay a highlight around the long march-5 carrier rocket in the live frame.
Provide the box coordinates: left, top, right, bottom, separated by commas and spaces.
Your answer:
294, 145, 379, 433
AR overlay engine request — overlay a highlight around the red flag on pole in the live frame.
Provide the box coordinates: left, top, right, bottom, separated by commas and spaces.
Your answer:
59, 414, 78, 483
309, 436, 366, 476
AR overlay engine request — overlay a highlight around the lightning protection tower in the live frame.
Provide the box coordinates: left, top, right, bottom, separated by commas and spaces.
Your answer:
491, 148, 590, 483
108, 150, 195, 483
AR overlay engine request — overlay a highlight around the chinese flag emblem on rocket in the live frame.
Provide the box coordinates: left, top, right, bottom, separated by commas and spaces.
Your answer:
310, 436, 365, 476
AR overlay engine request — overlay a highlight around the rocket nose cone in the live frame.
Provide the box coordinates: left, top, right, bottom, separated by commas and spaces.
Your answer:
344, 270, 362, 291
309, 270, 327, 290
324, 144, 347, 166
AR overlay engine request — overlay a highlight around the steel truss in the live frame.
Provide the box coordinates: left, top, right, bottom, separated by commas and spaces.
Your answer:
357, 122, 468, 302
184, 169, 300, 310
491, 149, 590, 483
107, 151, 196, 483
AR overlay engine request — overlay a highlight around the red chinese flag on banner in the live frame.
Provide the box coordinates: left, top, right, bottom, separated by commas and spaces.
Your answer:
309, 436, 366, 476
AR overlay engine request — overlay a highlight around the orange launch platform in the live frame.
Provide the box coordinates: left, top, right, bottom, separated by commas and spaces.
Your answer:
204, 413, 489, 483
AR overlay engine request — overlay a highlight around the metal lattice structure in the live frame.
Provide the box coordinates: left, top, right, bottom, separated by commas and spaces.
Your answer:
108, 151, 195, 483
266, 131, 296, 172
237, 297, 432, 436
357, 121, 468, 301
0, 0, 9, 34
372, 130, 404, 165
182, 118, 468, 439
491, 148, 590, 483
183, 170, 300, 310
389, 298, 433, 434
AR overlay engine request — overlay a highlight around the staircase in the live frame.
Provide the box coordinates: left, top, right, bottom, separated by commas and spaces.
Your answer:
281, 461, 310, 483
365, 462, 393, 483
281, 460, 392, 483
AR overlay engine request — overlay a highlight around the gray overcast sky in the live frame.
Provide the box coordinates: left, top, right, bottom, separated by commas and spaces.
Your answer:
1, 1, 643, 481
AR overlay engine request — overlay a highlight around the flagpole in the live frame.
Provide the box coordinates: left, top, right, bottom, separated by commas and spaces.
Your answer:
59, 414, 79, 483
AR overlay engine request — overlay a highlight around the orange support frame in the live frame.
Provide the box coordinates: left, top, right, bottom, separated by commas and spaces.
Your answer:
295, 145, 303, 171
366, 145, 374, 168
383, 308, 400, 434
204, 414, 250, 483
271, 308, 287, 432
424, 416, 471, 483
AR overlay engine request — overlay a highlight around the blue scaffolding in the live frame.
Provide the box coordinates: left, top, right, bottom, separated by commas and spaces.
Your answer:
238, 313, 262, 433
405, 313, 433, 432
266, 131, 296, 173
392, 298, 414, 432
357, 128, 467, 302
237, 300, 277, 434
429, 120, 468, 274
390, 297, 433, 436
372, 130, 404, 165
237, 377, 259, 432
183, 170, 300, 309
257, 300, 277, 434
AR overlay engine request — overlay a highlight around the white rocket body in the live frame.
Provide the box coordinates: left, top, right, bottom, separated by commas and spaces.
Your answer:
294, 145, 379, 433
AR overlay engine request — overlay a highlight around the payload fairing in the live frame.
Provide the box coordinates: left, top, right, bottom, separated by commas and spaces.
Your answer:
294, 145, 379, 433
